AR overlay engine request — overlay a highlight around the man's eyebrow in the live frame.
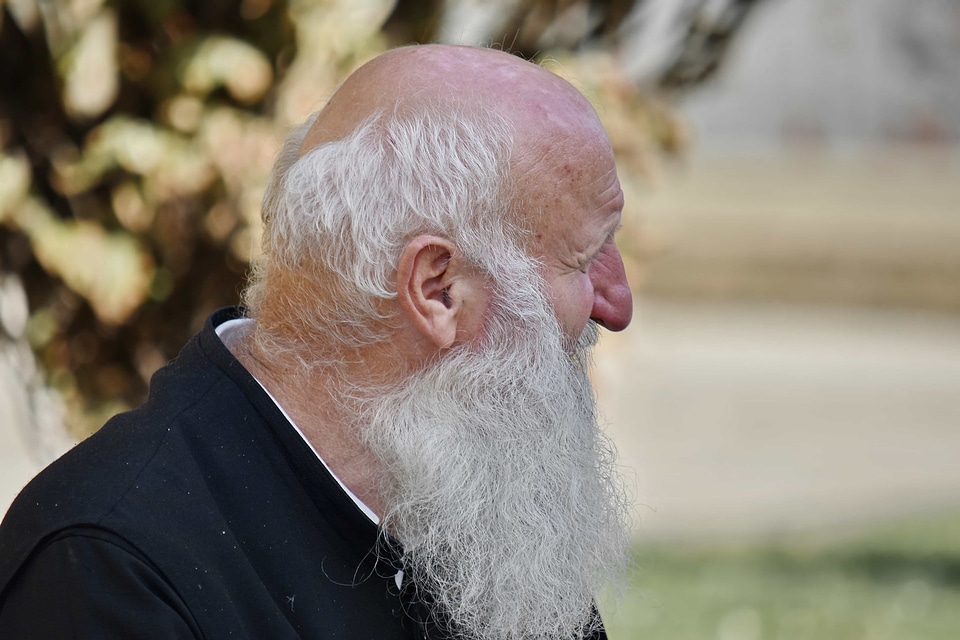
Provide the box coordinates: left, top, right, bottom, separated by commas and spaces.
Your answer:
603, 222, 623, 246
584, 223, 622, 264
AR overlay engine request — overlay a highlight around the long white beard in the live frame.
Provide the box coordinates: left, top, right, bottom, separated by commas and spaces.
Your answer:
358, 279, 631, 639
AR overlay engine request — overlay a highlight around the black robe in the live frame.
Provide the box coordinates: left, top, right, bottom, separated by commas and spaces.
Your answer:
0, 307, 607, 639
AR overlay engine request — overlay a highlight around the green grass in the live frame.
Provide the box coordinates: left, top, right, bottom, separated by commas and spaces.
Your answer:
600, 511, 960, 640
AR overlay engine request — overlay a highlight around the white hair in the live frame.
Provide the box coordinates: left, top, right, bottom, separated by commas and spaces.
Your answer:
244, 106, 525, 351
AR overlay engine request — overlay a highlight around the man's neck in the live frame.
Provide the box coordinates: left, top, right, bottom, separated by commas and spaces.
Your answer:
227, 332, 388, 517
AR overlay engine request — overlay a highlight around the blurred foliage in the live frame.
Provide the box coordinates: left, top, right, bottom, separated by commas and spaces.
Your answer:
0, 0, 760, 437
602, 511, 960, 639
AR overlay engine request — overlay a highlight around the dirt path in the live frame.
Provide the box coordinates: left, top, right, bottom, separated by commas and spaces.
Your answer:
595, 298, 960, 541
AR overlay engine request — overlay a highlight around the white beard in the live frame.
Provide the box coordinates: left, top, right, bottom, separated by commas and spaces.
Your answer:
357, 272, 631, 639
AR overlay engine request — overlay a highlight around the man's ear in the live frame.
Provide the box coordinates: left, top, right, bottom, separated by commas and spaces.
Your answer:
397, 235, 485, 349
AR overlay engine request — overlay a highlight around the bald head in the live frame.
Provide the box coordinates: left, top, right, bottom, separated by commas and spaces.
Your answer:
301, 46, 630, 337
299, 45, 606, 158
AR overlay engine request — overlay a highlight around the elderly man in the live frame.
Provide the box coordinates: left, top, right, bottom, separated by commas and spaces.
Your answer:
0, 45, 634, 638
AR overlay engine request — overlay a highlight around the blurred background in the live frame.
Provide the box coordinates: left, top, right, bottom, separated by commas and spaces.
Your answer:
2, 0, 959, 637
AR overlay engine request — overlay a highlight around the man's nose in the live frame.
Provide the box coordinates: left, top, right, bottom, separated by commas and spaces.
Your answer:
590, 246, 633, 331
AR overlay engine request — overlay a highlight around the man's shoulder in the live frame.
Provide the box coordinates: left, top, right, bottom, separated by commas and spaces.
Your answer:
0, 313, 258, 592
5, 327, 225, 509
2, 392, 210, 538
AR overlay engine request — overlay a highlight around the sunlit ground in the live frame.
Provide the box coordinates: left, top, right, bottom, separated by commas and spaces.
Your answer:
595, 298, 960, 542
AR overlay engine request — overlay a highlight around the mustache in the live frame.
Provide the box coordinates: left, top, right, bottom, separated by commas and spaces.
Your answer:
575, 320, 600, 351
567, 320, 600, 367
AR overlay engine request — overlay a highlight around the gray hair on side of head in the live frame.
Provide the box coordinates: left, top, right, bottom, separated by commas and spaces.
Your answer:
243, 104, 527, 355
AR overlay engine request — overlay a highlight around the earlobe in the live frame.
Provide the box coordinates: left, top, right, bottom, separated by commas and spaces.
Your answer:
397, 236, 477, 349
